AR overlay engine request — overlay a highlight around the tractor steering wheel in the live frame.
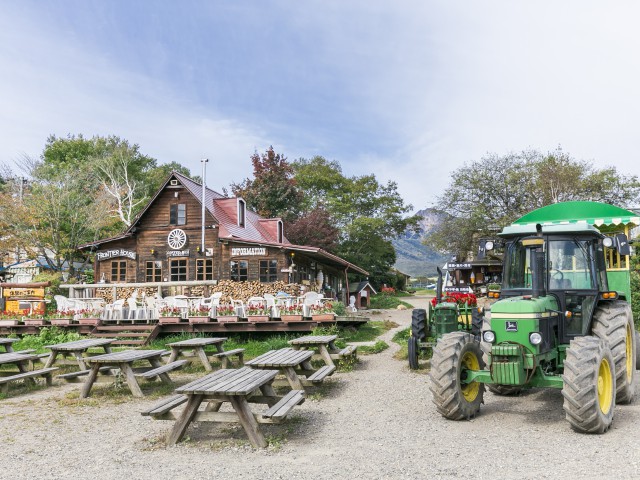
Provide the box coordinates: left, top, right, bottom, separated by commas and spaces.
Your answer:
551, 269, 564, 287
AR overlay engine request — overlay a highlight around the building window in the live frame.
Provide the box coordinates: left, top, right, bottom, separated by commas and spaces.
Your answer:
230, 260, 248, 281
170, 259, 187, 281
237, 198, 246, 228
259, 259, 278, 282
277, 220, 283, 243
111, 261, 127, 282
170, 204, 186, 225
146, 261, 162, 282
196, 259, 214, 281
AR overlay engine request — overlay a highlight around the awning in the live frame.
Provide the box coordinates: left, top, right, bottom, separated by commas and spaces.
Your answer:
513, 201, 640, 228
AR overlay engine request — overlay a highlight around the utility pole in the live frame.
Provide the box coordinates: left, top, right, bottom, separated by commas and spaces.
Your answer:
201, 159, 209, 254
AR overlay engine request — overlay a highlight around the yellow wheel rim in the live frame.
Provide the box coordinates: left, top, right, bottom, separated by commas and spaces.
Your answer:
597, 357, 613, 415
460, 351, 480, 401
626, 324, 633, 382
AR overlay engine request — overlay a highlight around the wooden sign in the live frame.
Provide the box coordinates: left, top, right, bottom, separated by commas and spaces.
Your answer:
231, 247, 266, 256
96, 249, 137, 261
3, 288, 45, 298
167, 250, 190, 257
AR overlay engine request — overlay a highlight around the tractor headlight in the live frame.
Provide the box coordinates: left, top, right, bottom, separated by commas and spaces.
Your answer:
529, 332, 543, 345
483, 330, 496, 343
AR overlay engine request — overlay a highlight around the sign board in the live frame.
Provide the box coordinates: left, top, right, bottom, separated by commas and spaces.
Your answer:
446, 262, 472, 270
3, 288, 46, 298
444, 286, 473, 293
231, 247, 266, 256
97, 249, 137, 261
167, 250, 190, 257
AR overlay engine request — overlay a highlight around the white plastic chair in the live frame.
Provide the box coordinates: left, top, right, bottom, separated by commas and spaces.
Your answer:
104, 299, 125, 322
301, 291, 321, 317
200, 292, 222, 318
230, 298, 246, 318
264, 293, 278, 317
172, 295, 189, 319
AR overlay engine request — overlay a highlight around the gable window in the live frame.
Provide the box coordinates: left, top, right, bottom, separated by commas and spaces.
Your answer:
146, 261, 162, 282
259, 259, 278, 282
277, 220, 283, 243
111, 261, 127, 282
237, 198, 246, 228
230, 260, 248, 281
170, 204, 186, 225
170, 259, 187, 281
196, 259, 214, 281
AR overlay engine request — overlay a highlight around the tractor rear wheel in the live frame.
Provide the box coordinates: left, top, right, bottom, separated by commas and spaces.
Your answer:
592, 300, 636, 404
430, 332, 485, 420
562, 336, 615, 433
408, 335, 420, 370
411, 309, 427, 342
636, 331, 640, 370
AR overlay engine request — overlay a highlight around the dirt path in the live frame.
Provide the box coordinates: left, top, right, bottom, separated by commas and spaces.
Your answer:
2, 295, 640, 479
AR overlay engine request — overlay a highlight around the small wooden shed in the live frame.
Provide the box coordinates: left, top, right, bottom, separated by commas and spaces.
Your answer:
349, 281, 377, 309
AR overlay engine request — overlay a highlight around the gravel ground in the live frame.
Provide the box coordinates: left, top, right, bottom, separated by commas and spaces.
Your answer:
2, 294, 640, 479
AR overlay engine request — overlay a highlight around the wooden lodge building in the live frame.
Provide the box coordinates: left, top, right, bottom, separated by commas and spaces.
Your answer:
81, 172, 368, 302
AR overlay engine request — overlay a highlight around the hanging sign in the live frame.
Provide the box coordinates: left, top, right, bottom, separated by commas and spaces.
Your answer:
4, 288, 46, 298
231, 247, 266, 256
167, 250, 190, 257
446, 262, 472, 270
96, 249, 137, 261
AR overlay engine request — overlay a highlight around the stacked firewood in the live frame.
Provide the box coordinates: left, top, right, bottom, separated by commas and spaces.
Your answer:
211, 280, 301, 303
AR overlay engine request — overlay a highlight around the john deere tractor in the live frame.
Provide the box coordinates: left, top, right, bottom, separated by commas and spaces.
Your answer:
430, 218, 636, 433
408, 267, 480, 369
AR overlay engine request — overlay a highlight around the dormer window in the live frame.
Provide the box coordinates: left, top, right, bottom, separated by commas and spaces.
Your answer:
277, 220, 283, 243
237, 198, 246, 228
170, 204, 186, 225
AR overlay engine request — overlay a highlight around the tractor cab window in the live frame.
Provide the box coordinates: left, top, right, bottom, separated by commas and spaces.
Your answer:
503, 241, 532, 289
547, 239, 595, 290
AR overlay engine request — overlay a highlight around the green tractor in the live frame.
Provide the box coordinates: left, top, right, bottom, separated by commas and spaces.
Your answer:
408, 267, 479, 369
430, 202, 638, 433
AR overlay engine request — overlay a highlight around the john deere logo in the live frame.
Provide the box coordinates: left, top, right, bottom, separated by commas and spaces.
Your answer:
506, 321, 518, 332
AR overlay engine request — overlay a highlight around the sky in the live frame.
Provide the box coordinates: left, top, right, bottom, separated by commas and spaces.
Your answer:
1, 1, 640, 212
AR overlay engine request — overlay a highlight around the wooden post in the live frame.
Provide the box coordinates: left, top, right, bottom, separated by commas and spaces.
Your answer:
120, 363, 144, 397
80, 364, 101, 398
167, 394, 204, 445
229, 396, 267, 448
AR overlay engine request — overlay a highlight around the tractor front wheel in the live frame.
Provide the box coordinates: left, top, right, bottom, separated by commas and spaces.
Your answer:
562, 336, 615, 434
430, 332, 485, 420
408, 335, 420, 370
592, 300, 636, 404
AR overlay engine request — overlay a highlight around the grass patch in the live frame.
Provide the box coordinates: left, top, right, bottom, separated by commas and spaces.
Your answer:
392, 327, 433, 366
369, 293, 413, 310
358, 340, 388, 354
10, 327, 83, 354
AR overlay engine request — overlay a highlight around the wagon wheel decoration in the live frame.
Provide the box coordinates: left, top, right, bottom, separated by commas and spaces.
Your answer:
167, 229, 187, 249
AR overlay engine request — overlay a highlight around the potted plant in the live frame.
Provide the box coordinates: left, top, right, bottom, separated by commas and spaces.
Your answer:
0, 311, 21, 326
159, 305, 183, 324
310, 302, 336, 322
280, 303, 304, 322
49, 308, 76, 326
77, 308, 101, 326
245, 302, 270, 323
188, 304, 211, 324
215, 304, 238, 323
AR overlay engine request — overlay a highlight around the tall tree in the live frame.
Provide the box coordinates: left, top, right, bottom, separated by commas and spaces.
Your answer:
427, 148, 640, 259
230, 147, 303, 221
285, 207, 340, 251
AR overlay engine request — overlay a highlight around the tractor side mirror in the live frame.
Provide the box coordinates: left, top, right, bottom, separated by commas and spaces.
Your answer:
616, 234, 631, 256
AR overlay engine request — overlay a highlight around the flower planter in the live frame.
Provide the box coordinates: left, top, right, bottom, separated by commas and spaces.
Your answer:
311, 313, 336, 322
216, 315, 239, 323
23, 319, 48, 326
50, 318, 75, 326
159, 316, 183, 324
280, 314, 304, 322
188, 316, 210, 324
0, 319, 20, 326
247, 315, 270, 323
78, 318, 101, 326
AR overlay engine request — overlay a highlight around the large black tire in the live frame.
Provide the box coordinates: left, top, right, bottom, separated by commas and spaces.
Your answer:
592, 300, 636, 404
408, 336, 420, 370
636, 330, 640, 370
562, 336, 615, 433
411, 309, 427, 342
429, 332, 485, 420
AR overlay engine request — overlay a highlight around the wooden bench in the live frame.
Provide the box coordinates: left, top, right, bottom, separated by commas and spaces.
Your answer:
210, 348, 245, 368
330, 345, 358, 361
141, 394, 189, 419
134, 360, 189, 380
261, 389, 305, 421
57, 366, 114, 383
0, 367, 58, 393
306, 365, 336, 384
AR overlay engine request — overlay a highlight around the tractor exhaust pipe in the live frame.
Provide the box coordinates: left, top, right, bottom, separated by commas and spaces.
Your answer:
532, 223, 546, 299
436, 267, 443, 304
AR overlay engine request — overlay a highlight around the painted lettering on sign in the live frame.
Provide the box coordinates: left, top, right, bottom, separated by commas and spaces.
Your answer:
231, 247, 266, 256
4, 288, 45, 298
167, 250, 190, 257
96, 249, 137, 261
446, 263, 472, 269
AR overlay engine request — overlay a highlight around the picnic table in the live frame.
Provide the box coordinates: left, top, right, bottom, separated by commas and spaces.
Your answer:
142, 367, 305, 448
0, 352, 58, 393
245, 348, 334, 390
289, 334, 358, 367
166, 337, 228, 372
80, 349, 185, 398
43, 338, 114, 371
0, 337, 18, 353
